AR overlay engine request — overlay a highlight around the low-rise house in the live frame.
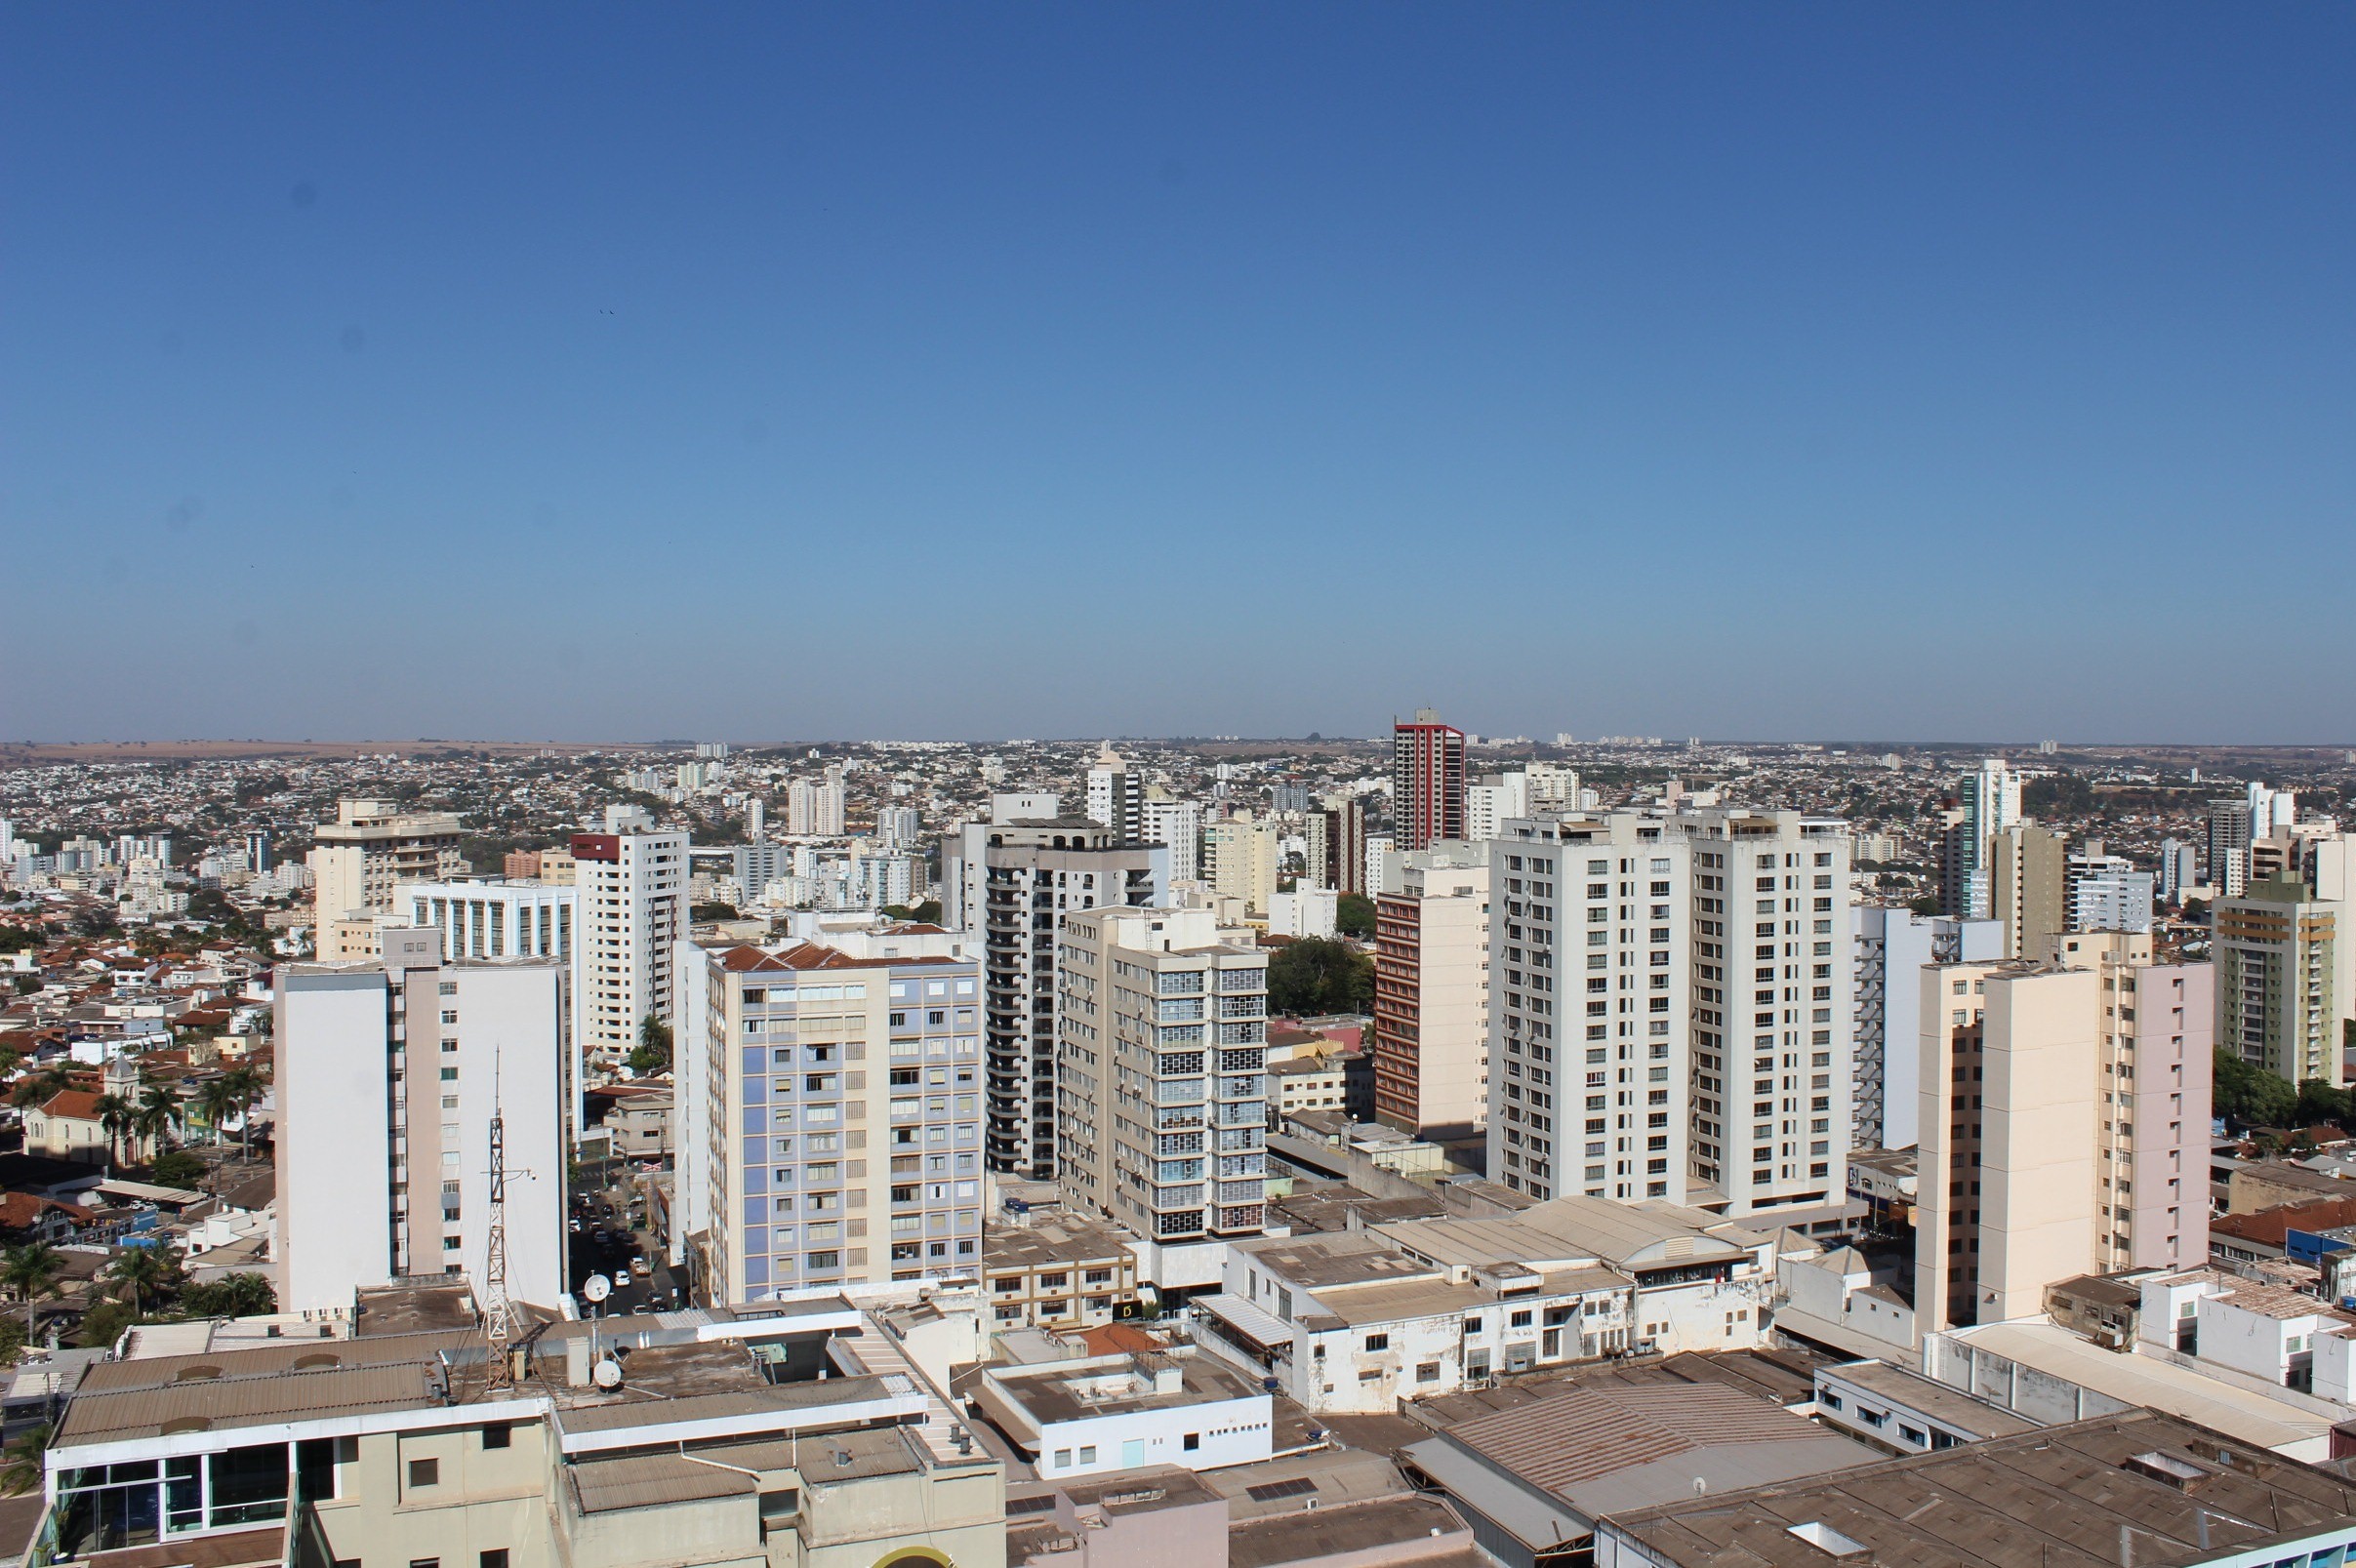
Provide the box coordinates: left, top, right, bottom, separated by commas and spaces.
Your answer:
1809, 1358, 2039, 1455
984, 1213, 1140, 1329
1197, 1196, 1775, 1414
976, 1348, 1274, 1480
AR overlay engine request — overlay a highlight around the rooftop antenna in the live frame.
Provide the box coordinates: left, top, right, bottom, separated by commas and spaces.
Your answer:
479, 1046, 533, 1397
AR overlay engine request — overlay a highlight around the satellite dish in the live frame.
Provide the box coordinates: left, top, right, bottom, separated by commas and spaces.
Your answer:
592, 1356, 624, 1389
583, 1274, 611, 1304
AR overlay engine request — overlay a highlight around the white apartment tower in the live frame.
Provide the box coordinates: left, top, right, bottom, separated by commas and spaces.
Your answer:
788, 767, 847, 836
1084, 745, 1145, 841
677, 941, 984, 1300
1488, 808, 1853, 1221
275, 929, 567, 1312
400, 878, 576, 963
942, 803, 1167, 1179
1949, 758, 2022, 921
1056, 906, 1270, 1240
307, 798, 469, 960
571, 826, 688, 1066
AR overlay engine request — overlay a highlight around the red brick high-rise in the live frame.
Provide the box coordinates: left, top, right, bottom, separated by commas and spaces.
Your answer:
1391, 709, 1465, 851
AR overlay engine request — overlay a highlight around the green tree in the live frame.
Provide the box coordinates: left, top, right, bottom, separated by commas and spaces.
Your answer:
881, 901, 944, 925
135, 1083, 181, 1155
94, 1095, 136, 1167
149, 1150, 207, 1188
10, 1065, 72, 1112
180, 1272, 276, 1318
690, 903, 739, 922
1335, 894, 1377, 939
218, 1066, 264, 1158
2214, 1049, 2298, 1130
0, 1245, 64, 1328
2295, 1079, 2352, 1130
196, 1075, 239, 1147
76, 1300, 137, 1350
1268, 938, 1375, 1017
107, 1246, 182, 1317
0, 1424, 50, 1497
628, 1014, 673, 1075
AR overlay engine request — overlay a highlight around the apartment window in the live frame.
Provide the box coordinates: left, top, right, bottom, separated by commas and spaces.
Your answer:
1363, 1333, 1390, 1351
1183, 1432, 1200, 1451
481, 1555, 510, 1568
1078, 1446, 1098, 1465
480, 1423, 510, 1450
408, 1458, 439, 1488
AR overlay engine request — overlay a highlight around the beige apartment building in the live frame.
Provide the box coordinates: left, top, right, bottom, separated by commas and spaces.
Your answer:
30, 1284, 1006, 1568
677, 940, 986, 1303
1987, 823, 2066, 959
2214, 873, 2340, 1083
1370, 843, 1490, 1140
1200, 814, 1279, 916
1915, 937, 2213, 1333
1055, 906, 1271, 1242
308, 798, 469, 959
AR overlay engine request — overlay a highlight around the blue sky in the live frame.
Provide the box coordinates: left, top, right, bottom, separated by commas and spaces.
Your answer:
4, 5, 2350, 743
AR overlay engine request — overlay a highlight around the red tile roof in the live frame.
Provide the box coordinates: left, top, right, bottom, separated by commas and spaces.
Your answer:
39, 1090, 105, 1122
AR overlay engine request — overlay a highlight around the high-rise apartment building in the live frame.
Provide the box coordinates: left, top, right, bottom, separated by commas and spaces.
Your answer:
789, 767, 847, 836
2207, 799, 2256, 899
307, 798, 469, 959
571, 825, 688, 1067
1391, 709, 1466, 852
1371, 843, 1491, 1139
1849, 906, 2004, 1149
2158, 837, 2199, 903
1322, 798, 1369, 896
876, 805, 923, 850
1988, 823, 2067, 958
2214, 874, 2339, 1082
399, 878, 576, 963
677, 941, 983, 1301
1084, 745, 1145, 840
1055, 906, 1269, 1240
276, 929, 568, 1311
1142, 795, 1200, 883
1487, 808, 1852, 1220
942, 803, 1166, 1179
1464, 772, 1529, 844
1914, 939, 2211, 1332
1200, 813, 1279, 915
1940, 759, 2020, 921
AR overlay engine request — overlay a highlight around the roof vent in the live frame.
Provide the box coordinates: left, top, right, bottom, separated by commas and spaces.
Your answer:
1785, 1521, 1866, 1557
293, 1352, 340, 1371
2123, 1451, 2212, 1491
159, 1416, 214, 1435
174, 1364, 223, 1383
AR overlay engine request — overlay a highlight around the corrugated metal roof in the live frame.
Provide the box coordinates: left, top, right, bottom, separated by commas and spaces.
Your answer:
61, 1362, 441, 1445
555, 1372, 902, 1434
569, 1452, 750, 1513
1443, 1383, 1817, 1495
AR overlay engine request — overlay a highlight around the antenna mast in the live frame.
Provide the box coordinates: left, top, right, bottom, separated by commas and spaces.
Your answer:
480, 1047, 531, 1396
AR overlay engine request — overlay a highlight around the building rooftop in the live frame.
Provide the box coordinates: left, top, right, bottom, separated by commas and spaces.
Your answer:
981, 1351, 1264, 1432
1600, 1409, 2356, 1568
1405, 1349, 1832, 1430
1228, 1494, 1469, 1568
1817, 1360, 2042, 1438
983, 1214, 1136, 1271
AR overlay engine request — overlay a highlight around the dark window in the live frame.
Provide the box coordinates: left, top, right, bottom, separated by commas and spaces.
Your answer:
408, 1457, 439, 1488
481, 1553, 510, 1568
1183, 1432, 1200, 1451
480, 1423, 511, 1450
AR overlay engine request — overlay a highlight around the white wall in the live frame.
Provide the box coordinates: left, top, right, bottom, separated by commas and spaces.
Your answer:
277, 971, 395, 1312
452, 963, 569, 1309
1030, 1389, 1273, 1478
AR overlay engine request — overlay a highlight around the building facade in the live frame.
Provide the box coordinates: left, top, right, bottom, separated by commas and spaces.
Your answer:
274, 930, 568, 1312
570, 825, 687, 1067
1056, 906, 1270, 1241
2214, 873, 2340, 1082
399, 878, 576, 963
1391, 710, 1466, 853
685, 942, 985, 1301
944, 809, 1166, 1179
1487, 808, 1853, 1222
1848, 907, 2004, 1149
307, 798, 468, 959
1371, 844, 1491, 1140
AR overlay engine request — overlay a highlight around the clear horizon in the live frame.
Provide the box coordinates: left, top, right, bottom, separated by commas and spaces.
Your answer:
5, 5, 2352, 744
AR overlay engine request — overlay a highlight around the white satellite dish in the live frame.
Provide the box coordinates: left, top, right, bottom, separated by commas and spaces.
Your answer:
583, 1273, 611, 1304
592, 1356, 624, 1389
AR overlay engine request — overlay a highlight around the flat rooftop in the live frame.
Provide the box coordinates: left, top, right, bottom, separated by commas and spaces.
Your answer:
986, 1353, 1264, 1427
1602, 1409, 2356, 1567
1229, 1494, 1467, 1568
1817, 1360, 2041, 1438
984, 1215, 1136, 1271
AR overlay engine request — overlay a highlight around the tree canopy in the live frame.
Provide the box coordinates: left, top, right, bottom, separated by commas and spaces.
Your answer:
2214, 1049, 2297, 1130
1269, 938, 1373, 1017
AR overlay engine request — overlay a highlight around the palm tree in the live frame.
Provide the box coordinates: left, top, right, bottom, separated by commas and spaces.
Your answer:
9, 1065, 71, 1113
0, 1424, 50, 1498
195, 1076, 238, 1148
222, 1066, 264, 1160
0, 1245, 63, 1328
107, 1246, 178, 1317
93, 1095, 135, 1170
133, 1084, 179, 1160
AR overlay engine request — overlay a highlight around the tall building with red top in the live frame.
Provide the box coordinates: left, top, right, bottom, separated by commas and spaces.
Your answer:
1391, 709, 1466, 851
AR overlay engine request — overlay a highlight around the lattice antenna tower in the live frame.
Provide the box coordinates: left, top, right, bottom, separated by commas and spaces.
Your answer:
479, 1047, 533, 1396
